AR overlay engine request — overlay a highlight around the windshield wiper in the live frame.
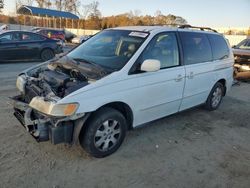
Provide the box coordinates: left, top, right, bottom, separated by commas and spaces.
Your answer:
73, 58, 108, 74
73, 58, 96, 66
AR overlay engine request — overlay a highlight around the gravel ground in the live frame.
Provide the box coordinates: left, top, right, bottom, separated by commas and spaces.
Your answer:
0, 62, 250, 188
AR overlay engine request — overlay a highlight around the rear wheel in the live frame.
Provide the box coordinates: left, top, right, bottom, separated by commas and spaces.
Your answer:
40, 49, 55, 61
205, 82, 224, 111
80, 107, 127, 158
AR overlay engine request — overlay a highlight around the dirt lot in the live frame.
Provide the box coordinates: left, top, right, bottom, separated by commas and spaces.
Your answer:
0, 62, 250, 188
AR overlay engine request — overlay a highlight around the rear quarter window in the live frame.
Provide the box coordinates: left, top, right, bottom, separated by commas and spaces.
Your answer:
207, 34, 229, 60
180, 32, 212, 65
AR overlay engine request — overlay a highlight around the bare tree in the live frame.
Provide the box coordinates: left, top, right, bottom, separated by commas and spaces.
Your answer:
154, 10, 162, 17
127, 9, 142, 25
80, 3, 93, 30
87, 1, 101, 18
62, 0, 80, 14
153, 11, 187, 26
128, 10, 141, 19
81, 3, 92, 19
133, 9, 141, 17
154, 10, 165, 25
36, 0, 47, 8
36, 0, 44, 7
0, 0, 4, 13
44, 0, 52, 8
54, 0, 63, 11
25, 0, 34, 5
16, 0, 34, 7
174, 16, 187, 25
34, 0, 53, 8
85, 1, 101, 29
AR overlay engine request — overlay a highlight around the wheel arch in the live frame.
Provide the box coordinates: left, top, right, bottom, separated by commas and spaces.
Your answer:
75, 101, 134, 145
95, 101, 134, 130
216, 78, 226, 96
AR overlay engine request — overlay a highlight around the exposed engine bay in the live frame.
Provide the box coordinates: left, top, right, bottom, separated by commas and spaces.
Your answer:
20, 56, 108, 103
12, 56, 109, 143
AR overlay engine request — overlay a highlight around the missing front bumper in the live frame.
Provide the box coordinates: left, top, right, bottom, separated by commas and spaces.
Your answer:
10, 95, 74, 144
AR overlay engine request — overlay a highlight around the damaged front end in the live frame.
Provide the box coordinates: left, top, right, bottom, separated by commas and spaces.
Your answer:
234, 56, 250, 81
11, 56, 108, 144
11, 95, 80, 143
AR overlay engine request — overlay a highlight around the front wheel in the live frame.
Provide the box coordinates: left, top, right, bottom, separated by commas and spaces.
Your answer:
204, 82, 224, 111
80, 107, 127, 158
40, 49, 55, 61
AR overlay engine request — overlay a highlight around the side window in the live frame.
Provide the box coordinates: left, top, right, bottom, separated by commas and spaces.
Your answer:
37, 34, 46, 40
180, 32, 212, 65
207, 34, 229, 60
0, 33, 21, 42
39, 30, 47, 35
0, 34, 12, 42
12, 33, 21, 41
21, 33, 32, 41
21, 33, 44, 41
137, 32, 179, 69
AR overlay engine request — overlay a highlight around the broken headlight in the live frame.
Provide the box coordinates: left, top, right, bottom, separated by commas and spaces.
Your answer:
29, 96, 79, 117
16, 74, 26, 94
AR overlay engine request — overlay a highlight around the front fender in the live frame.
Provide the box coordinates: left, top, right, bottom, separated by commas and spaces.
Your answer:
58, 75, 138, 115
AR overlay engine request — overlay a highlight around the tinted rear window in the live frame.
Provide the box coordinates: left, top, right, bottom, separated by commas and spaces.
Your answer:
207, 34, 229, 60
180, 32, 212, 65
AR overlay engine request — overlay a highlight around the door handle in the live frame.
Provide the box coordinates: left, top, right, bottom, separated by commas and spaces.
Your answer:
175, 74, 183, 82
187, 72, 194, 79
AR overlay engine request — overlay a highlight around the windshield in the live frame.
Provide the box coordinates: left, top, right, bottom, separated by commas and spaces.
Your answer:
67, 30, 148, 71
236, 39, 250, 50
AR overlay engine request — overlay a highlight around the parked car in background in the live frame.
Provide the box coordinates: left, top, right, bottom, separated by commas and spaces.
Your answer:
0, 24, 9, 33
64, 30, 76, 43
0, 30, 63, 61
72, 35, 93, 44
32, 28, 76, 43
11, 25, 234, 158
232, 38, 250, 80
35, 28, 65, 42
232, 37, 250, 62
31, 27, 42, 32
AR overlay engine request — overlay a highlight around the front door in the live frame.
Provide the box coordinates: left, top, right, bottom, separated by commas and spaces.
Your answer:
129, 32, 185, 126
0, 32, 21, 61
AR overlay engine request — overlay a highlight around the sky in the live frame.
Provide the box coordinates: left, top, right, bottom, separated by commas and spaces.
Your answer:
3, 0, 250, 27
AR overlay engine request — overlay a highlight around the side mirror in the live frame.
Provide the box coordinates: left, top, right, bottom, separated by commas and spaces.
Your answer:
140, 59, 161, 72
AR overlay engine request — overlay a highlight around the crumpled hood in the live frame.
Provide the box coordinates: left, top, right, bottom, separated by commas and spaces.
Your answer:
48, 56, 109, 80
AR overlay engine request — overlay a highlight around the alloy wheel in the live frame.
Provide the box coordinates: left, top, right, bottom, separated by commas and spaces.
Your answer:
94, 119, 121, 151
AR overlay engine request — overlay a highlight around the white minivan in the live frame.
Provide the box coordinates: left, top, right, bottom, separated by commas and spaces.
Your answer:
12, 25, 234, 157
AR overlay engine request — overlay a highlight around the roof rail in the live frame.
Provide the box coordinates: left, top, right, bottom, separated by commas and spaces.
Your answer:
178, 24, 218, 33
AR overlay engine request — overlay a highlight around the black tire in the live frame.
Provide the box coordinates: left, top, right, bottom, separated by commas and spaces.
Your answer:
40, 48, 55, 61
80, 107, 127, 158
204, 82, 225, 111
